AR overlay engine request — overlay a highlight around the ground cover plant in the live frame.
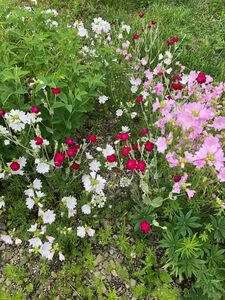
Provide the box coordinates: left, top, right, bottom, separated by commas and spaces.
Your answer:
0, 0, 225, 299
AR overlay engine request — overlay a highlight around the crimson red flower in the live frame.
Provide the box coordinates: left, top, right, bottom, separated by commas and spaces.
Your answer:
0, 109, 6, 117
66, 148, 76, 157
71, 162, 79, 170
88, 134, 97, 143
173, 75, 182, 81
72, 144, 80, 152
30, 106, 39, 114
172, 36, 179, 43
157, 72, 164, 76
151, 20, 157, 25
121, 146, 131, 156
35, 137, 44, 145
126, 159, 137, 171
196, 72, 206, 84
107, 154, 117, 163
51, 88, 61, 95
141, 128, 149, 136
116, 132, 130, 141
145, 141, 154, 151
54, 152, 65, 167
148, 25, 151, 29
141, 27, 145, 33
136, 95, 143, 103
172, 83, 184, 91
65, 137, 74, 146
137, 160, 147, 172
132, 144, 141, 150
173, 174, 182, 182
133, 34, 140, 40
139, 12, 144, 18
10, 161, 20, 171
140, 220, 151, 234
167, 36, 179, 45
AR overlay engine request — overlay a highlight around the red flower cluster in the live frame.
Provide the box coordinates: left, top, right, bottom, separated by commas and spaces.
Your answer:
167, 36, 179, 45
54, 152, 65, 167
115, 133, 130, 141
172, 83, 184, 91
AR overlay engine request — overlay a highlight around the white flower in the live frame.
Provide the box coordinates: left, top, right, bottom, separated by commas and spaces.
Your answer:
45, 9, 58, 16
122, 126, 130, 132
81, 204, 91, 215
26, 198, 35, 209
15, 238, 22, 245
131, 112, 137, 119
89, 160, 101, 172
8, 157, 27, 175
165, 50, 173, 59
28, 237, 42, 248
91, 194, 106, 208
29, 139, 49, 150
5, 110, 27, 132
140, 57, 148, 66
28, 223, 38, 232
62, 196, 77, 217
116, 109, 123, 117
120, 177, 131, 187
87, 228, 95, 237
4, 140, 10, 145
85, 152, 93, 159
118, 33, 123, 39
130, 77, 142, 86
36, 191, 45, 198
102, 144, 115, 156
40, 242, 54, 260
91, 17, 110, 34
164, 58, 171, 65
131, 85, 138, 93
166, 68, 173, 74
141, 91, 149, 99
1, 235, 13, 244
0, 199, 5, 209
41, 210, 56, 224
59, 252, 65, 261
82, 172, 106, 194
35, 159, 50, 174
121, 24, 131, 34
122, 40, 130, 48
24, 188, 35, 198
33, 179, 42, 190
77, 26, 88, 37
77, 226, 86, 238
98, 95, 109, 104
0, 125, 9, 136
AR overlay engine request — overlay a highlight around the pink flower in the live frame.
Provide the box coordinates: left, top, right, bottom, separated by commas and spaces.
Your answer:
156, 137, 167, 153
186, 189, 196, 199
166, 152, 179, 168
153, 82, 164, 96
218, 168, 225, 182
212, 117, 225, 131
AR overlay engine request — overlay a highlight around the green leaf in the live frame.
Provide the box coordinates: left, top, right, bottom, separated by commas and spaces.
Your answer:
52, 102, 65, 109
150, 197, 164, 208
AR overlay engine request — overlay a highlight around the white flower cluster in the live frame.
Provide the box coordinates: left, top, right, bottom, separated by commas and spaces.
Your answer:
24, 178, 45, 209
4, 109, 42, 132
73, 21, 88, 37
91, 17, 111, 35
62, 196, 77, 217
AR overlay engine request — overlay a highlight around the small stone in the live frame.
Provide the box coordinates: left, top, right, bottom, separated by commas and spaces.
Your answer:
130, 278, 136, 287
111, 269, 117, 277
95, 254, 103, 265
